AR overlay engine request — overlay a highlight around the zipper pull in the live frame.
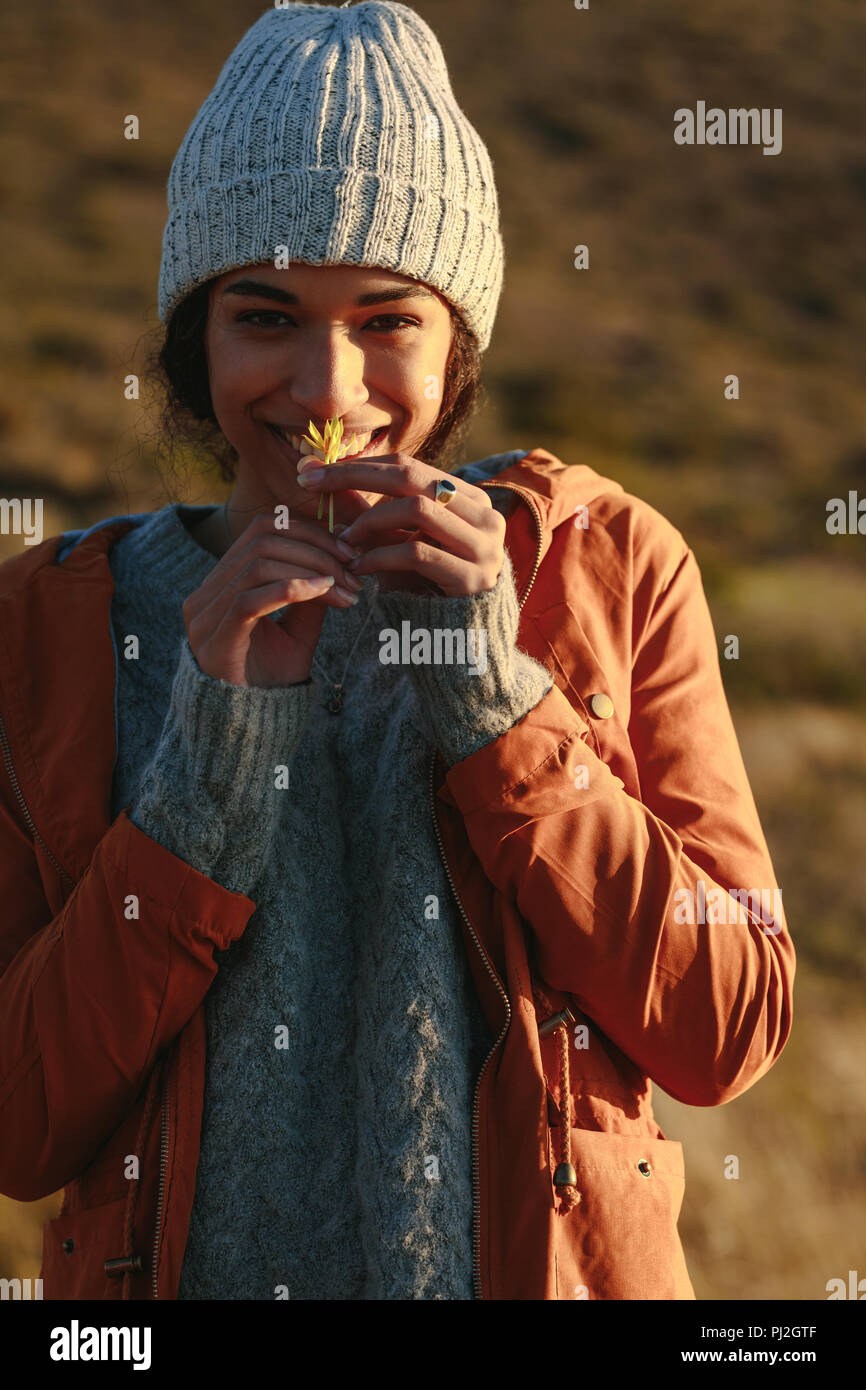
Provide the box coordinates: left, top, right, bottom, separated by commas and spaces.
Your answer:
105, 1255, 143, 1277
538, 1004, 576, 1039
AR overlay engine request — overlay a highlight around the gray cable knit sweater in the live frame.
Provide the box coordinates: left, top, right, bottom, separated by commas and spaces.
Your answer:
107, 453, 554, 1300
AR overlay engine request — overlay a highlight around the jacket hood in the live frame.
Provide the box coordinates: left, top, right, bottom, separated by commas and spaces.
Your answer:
459, 446, 623, 527
456, 447, 627, 588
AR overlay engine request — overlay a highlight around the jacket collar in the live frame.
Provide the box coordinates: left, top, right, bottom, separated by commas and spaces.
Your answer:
460, 447, 624, 601
457, 446, 622, 532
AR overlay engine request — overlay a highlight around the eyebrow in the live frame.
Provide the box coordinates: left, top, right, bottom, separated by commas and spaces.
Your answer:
221, 279, 437, 307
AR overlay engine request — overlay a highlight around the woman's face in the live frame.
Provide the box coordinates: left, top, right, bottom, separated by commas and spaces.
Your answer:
204, 261, 455, 523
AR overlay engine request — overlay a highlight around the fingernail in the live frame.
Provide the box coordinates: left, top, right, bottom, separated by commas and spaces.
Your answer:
343, 571, 363, 592
335, 539, 360, 560
334, 585, 360, 604
297, 468, 325, 486
347, 554, 361, 569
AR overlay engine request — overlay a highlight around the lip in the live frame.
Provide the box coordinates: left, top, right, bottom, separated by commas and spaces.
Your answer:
264, 422, 390, 465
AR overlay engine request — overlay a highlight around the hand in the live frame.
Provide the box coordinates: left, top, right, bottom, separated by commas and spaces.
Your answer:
182, 511, 364, 688
297, 452, 506, 596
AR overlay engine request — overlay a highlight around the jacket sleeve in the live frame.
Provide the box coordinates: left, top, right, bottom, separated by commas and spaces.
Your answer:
0, 639, 313, 1202
436, 529, 795, 1107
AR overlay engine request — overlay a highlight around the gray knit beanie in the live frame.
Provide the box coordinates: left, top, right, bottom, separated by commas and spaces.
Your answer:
157, 1, 504, 351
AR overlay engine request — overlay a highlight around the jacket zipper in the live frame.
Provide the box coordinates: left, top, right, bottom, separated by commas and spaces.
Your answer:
429, 479, 544, 1299
479, 480, 545, 608
151, 1077, 170, 1300
0, 708, 76, 892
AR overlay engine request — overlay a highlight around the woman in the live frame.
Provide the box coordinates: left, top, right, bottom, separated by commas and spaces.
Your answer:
0, 1, 794, 1301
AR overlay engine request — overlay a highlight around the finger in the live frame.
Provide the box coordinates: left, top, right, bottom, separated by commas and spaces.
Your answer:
188, 554, 355, 641
327, 490, 376, 525
290, 487, 375, 531
224, 573, 339, 623
224, 557, 361, 604
216, 573, 358, 625
336, 494, 492, 561
186, 557, 358, 645
232, 540, 361, 584
222, 508, 362, 570
345, 536, 473, 593
197, 574, 340, 670
188, 518, 360, 616
297, 455, 492, 513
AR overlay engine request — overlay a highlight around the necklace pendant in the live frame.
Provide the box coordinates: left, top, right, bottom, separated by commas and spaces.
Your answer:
328, 684, 344, 714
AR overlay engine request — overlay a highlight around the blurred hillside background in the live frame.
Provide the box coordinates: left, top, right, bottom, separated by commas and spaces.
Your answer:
1, 0, 864, 1300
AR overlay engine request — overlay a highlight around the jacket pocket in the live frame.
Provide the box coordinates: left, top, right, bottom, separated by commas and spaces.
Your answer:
549, 1127, 695, 1300
41, 1196, 129, 1300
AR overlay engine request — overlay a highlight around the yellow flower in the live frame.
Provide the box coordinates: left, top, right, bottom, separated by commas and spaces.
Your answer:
301, 417, 358, 531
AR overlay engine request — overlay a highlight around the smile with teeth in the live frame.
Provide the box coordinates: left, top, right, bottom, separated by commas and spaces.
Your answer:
267, 423, 388, 460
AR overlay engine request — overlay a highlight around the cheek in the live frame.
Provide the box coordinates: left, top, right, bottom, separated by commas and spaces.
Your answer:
418, 342, 453, 414
207, 332, 276, 412
393, 372, 441, 423
385, 343, 442, 401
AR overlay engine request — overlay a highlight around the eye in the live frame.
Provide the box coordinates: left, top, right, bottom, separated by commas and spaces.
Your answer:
236, 310, 292, 327
234, 310, 419, 331
364, 315, 418, 331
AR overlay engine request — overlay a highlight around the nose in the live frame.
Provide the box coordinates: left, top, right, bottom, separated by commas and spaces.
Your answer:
287, 324, 368, 426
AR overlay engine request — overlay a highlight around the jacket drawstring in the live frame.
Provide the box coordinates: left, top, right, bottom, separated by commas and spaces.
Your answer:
534, 983, 582, 1214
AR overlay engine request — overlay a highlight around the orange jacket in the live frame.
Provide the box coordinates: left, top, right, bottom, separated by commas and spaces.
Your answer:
0, 447, 794, 1300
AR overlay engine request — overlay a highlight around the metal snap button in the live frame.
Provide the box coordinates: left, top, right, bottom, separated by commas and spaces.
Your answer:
62, 1238, 75, 1254
637, 1160, 652, 1178
589, 692, 614, 719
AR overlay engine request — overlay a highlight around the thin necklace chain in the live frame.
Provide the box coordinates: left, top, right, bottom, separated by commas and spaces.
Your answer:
222, 500, 373, 714
312, 603, 374, 712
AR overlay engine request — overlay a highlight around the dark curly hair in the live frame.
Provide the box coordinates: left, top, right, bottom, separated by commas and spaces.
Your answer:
141, 273, 486, 489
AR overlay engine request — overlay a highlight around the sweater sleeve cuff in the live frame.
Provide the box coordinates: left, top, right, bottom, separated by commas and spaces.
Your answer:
129, 638, 314, 894
373, 549, 554, 766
